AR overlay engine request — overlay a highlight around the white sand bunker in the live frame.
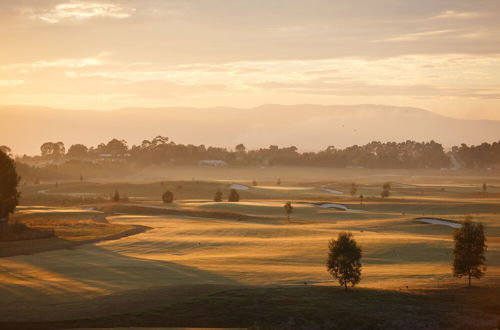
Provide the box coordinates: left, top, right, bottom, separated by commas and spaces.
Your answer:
229, 183, 250, 190
415, 217, 462, 228
320, 188, 344, 194
299, 202, 365, 212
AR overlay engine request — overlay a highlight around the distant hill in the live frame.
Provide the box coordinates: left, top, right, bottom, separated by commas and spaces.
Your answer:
1, 104, 499, 155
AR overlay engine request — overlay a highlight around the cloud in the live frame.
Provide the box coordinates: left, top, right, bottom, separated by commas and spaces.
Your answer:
431, 10, 482, 20
0, 80, 24, 87
0, 54, 109, 71
374, 29, 455, 42
35, 1, 135, 23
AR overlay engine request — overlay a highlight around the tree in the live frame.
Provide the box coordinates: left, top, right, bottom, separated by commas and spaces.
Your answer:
214, 190, 223, 202
40, 142, 65, 159
350, 183, 357, 196
381, 182, 391, 198
277, 178, 281, 185
112, 190, 120, 202
359, 194, 364, 206
235, 144, 246, 153
162, 190, 174, 203
0, 145, 11, 156
482, 183, 487, 194
80, 174, 83, 182
252, 179, 258, 186
228, 189, 240, 202
326, 232, 362, 289
67, 144, 88, 159
284, 201, 293, 221
453, 217, 487, 287
0, 150, 20, 222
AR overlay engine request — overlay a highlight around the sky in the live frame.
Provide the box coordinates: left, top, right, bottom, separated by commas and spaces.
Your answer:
1, 0, 500, 120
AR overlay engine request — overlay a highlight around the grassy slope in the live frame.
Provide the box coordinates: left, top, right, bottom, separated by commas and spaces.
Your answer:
1, 285, 498, 329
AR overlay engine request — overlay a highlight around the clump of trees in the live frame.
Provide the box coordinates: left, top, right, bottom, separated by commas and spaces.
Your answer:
0, 150, 20, 222
453, 217, 487, 287
214, 190, 223, 202
284, 201, 293, 221
228, 189, 240, 202
327, 232, 362, 289
162, 190, 174, 203
381, 182, 391, 198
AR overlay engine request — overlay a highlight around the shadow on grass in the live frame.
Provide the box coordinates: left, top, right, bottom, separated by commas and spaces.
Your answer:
1, 284, 498, 329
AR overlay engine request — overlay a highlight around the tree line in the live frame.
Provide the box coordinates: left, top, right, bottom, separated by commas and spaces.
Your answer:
7, 137, 500, 170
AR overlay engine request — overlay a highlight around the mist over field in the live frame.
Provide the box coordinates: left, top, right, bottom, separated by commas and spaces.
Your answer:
2, 0, 500, 329
2, 104, 500, 155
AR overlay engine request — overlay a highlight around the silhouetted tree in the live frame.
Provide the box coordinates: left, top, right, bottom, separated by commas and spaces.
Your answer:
0, 145, 11, 155
381, 182, 391, 198
482, 183, 487, 194
350, 183, 357, 196
0, 150, 20, 222
112, 190, 120, 202
453, 217, 487, 287
235, 144, 246, 153
67, 144, 88, 159
327, 232, 362, 289
284, 201, 293, 221
359, 194, 364, 206
252, 179, 258, 186
277, 178, 281, 185
80, 174, 83, 182
214, 190, 223, 202
228, 189, 240, 202
162, 190, 174, 203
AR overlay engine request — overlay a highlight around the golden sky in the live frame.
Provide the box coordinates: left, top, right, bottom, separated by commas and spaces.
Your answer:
1, 0, 500, 119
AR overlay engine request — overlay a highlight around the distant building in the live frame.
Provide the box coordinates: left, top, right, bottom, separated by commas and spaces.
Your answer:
199, 160, 227, 167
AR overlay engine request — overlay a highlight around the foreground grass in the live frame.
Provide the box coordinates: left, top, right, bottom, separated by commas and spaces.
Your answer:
1, 285, 498, 330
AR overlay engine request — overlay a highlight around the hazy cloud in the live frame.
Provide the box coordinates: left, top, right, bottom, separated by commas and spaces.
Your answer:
34, 1, 135, 23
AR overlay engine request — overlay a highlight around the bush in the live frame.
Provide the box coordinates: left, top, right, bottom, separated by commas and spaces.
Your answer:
228, 189, 240, 202
162, 190, 174, 203
214, 190, 223, 202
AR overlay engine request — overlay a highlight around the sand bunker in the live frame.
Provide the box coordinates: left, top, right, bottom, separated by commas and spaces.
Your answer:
298, 202, 365, 212
415, 218, 461, 228
229, 183, 250, 190
320, 188, 344, 194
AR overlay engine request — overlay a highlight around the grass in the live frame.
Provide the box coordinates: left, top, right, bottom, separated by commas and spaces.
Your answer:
2, 168, 500, 328
1, 285, 498, 329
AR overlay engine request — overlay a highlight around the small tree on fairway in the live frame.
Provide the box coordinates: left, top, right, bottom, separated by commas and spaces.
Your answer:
252, 179, 258, 186
284, 201, 293, 221
350, 183, 357, 196
162, 190, 174, 203
381, 182, 391, 198
482, 183, 487, 194
327, 232, 362, 289
112, 190, 120, 202
359, 194, 364, 206
214, 190, 223, 202
453, 217, 487, 287
228, 189, 240, 202
277, 178, 281, 185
